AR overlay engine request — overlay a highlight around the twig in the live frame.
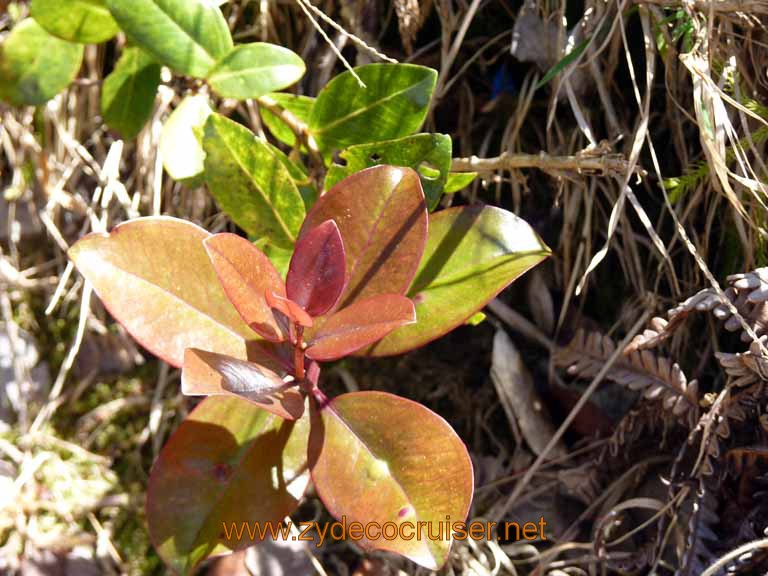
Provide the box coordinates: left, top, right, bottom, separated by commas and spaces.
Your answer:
451, 151, 645, 178
256, 94, 325, 172
638, 0, 768, 14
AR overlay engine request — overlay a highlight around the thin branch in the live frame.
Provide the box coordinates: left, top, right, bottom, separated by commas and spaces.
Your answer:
256, 94, 325, 173
638, 0, 768, 14
451, 151, 645, 178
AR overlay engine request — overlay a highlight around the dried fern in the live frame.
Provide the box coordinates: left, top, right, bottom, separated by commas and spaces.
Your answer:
555, 330, 700, 426
628, 268, 768, 353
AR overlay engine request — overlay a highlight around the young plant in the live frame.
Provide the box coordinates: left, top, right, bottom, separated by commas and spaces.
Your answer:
69, 165, 550, 573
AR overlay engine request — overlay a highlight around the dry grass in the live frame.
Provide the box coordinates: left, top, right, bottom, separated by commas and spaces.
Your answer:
1, 0, 768, 574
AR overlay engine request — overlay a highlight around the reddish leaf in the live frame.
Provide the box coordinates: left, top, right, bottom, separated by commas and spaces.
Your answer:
147, 396, 310, 574
68, 217, 254, 367
265, 290, 313, 328
309, 391, 473, 570
182, 348, 304, 420
302, 166, 427, 309
204, 233, 287, 342
286, 220, 346, 316
305, 295, 415, 361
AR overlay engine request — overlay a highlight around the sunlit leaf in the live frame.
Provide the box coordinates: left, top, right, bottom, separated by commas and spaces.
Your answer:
204, 233, 287, 342
305, 295, 415, 361
160, 94, 212, 182
68, 217, 254, 367
0, 19, 84, 106
182, 348, 304, 420
369, 206, 550, 356
147, 396, 310, 574
286, 220, 346, 317
302, 166, 427, 309
208, 43, 305, 100
443, 171, 477, 194
104, 0, 232, 77
101, 47, 161, 139
325, 134, 452, 210
31, 0, 119, 43
309, 63, 437, 152
309, 391, 473, 569
202, 114, 305, 248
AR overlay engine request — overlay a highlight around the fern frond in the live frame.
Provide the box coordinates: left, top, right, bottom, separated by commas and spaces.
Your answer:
555, 330, 700, 426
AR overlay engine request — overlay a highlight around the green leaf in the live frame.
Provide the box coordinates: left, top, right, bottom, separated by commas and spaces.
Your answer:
208, 43, 305, 100
68, 216, 255, 367
148, 395, 310, 574
325, 134, 452, 210
309, 391, 473, 570
160, 94, 213, 182
536, 36, 590, 89
302, 166, 427, 309
0, 19, 84, 106
259, 93, 314, 148
264, 141, 317, 209
101, 47, 161, 139
368, 206, 550, 356
104, 0, 233, 77
202, 114, 305, 248
31, 0, 119, 44
309, 63, 437, 153
443, 171, 477, 194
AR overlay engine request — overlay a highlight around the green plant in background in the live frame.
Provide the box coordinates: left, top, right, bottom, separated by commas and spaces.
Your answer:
2, 0, 550, 572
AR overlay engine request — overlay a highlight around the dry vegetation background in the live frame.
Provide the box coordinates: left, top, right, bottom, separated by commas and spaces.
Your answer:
2, 0, 768, 574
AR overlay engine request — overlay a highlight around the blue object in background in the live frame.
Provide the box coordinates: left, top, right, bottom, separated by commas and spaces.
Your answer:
491, 61, 518, 99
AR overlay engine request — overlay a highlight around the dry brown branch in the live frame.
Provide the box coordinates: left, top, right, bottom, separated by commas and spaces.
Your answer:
451, 150, 644, 178
638, 0, 768, 15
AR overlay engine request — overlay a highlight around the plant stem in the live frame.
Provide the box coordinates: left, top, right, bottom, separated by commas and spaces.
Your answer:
293, 324, 305, 381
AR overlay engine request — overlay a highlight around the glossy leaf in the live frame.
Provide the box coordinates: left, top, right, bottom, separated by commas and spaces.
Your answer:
309, 63, 437, 152
104, 0, 232, 78
443, 172, 478, 194
309, 391, 473, 569
182, 348, 304, 420
160, 94, 212, 182
204, 233, 287, 342
325, 134, 452, 211
202, 114, 305, 248
286, 221, 346, 317
148, 395, 310, 574
305, 295, 415, 361
369, 206, 550, 356
208, 43, 305, 100
68, 217, 254, 367
0, 19, 84, 106
302, 166, 427, 309
31, 0, 119, 43
101, 47, 161, 139
260, 93, 314, 148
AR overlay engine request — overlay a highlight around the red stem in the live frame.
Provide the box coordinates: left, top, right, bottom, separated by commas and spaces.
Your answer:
293, 324, 305, 381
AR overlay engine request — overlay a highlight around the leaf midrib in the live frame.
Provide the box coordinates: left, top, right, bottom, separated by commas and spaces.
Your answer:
312, 75, 430, 136
99, 258, 251, 341
212, 123, 296, 244
121, 0, 221, 71
326, 401, 432, 560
